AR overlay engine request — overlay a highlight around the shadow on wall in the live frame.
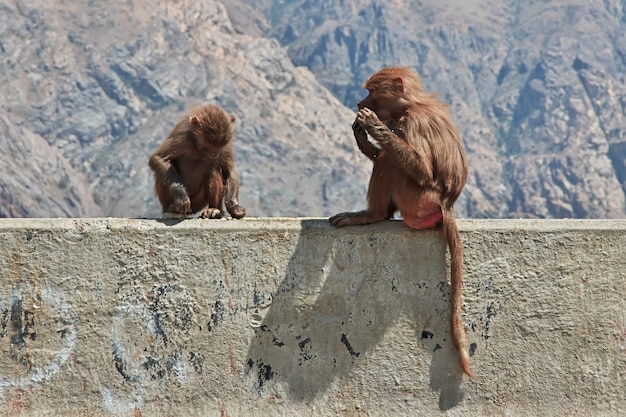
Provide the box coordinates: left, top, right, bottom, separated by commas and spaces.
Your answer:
246, 220, 465, 411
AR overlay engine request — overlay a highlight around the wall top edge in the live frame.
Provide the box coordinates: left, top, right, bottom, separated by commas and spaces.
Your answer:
0, 217, 625, 232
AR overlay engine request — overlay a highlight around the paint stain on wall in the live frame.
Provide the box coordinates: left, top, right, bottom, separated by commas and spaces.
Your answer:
340, 334, 360, 358
0, 286, 77, 396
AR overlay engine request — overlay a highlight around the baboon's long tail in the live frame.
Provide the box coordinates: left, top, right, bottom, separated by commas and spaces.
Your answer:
441, 207, 474, 377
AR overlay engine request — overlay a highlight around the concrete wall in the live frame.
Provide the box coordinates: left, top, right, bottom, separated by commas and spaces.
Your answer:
0, 218, 625, 417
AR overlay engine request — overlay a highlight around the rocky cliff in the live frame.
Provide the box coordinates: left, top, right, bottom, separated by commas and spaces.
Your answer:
229, 0, 626, 218
0, 0, 369, 218
1, 0, 625, 219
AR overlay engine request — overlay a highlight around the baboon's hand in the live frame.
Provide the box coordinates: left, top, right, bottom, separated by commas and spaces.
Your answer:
171, 184, 191, 213
356, 107, 383, 133
228, 204, 246, 219
352, 119, 368, 142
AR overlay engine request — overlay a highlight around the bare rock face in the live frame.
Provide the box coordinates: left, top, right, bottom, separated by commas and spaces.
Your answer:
0, 0, 369, 218
0, 114, 101, 217
1, 0, 625, 219
233, 0, 626, 219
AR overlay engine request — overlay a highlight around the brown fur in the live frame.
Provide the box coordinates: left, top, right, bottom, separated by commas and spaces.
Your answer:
330, 67, 472, 377
148, 104, 246, 219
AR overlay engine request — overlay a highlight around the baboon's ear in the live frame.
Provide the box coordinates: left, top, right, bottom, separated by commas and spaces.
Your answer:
394, 77, 405, 94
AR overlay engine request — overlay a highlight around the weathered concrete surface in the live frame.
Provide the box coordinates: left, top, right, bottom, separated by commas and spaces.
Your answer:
0, 218, 625, 416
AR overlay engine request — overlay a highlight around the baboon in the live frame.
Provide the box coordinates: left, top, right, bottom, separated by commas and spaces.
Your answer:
149, 104, 246, 219
330, 67, 472, 377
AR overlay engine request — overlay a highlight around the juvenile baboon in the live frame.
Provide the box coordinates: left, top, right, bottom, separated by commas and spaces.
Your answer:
149, 104, 246, 219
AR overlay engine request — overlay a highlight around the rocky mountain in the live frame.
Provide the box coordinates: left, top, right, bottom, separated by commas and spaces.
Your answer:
0, 113, 101, 217
0, 0, 369, 218
1, 0, 625, 219
228, 0, 626, 219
